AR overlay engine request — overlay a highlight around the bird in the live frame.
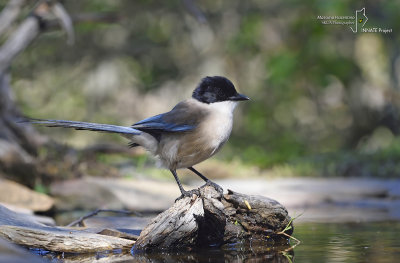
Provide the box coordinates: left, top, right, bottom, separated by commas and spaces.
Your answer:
27, 76, 250, 199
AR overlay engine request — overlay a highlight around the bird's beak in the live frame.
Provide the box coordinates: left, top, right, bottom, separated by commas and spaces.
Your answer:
229, 93, 250, 101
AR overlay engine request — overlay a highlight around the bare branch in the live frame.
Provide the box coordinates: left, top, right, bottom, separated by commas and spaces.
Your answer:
51, 2, 74, 45
0, 16, 40, 73
67, 209, 141, 227
0, 0, 27, 37
0, 1, 78, 73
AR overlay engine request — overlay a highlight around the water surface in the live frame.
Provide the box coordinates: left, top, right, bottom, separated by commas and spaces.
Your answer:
294, 221, 400, 263
39, 221, 400, 262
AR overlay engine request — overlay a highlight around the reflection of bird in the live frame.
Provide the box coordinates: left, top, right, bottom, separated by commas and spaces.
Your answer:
28, 76, 249, 198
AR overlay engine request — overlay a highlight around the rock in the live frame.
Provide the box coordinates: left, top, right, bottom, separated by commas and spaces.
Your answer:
0, 203, 55, 226
0, 140, 34, 166
0, 204, 48, 229
50, 178, 124, 211
0, 179, 54, 212
87, 177, 180, 211
50, 177, 180, 212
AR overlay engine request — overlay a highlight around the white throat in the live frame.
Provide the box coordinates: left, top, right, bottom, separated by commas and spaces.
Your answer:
208, 101, 238, 116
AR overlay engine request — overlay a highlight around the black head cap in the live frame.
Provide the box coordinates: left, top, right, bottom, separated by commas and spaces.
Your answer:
192, 76, 249, 104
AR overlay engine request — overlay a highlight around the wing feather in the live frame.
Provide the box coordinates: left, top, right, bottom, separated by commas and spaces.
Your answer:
131, 100, 207, 133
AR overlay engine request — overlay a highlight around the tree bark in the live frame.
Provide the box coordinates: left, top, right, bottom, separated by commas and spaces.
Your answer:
0, 0, 27, 37
0, 71, 43, 186
0, 17, 41, 73
0, 1, 70, 185
0, 2, 44, 182
134, 185, 292, 250
0, 2, 121, 185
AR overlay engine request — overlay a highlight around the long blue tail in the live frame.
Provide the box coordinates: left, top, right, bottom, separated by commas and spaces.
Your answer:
25, 119, 141, 135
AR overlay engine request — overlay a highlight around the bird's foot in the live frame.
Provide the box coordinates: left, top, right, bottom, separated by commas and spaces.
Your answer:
201, 180, 223, 194
175, 188, 200, 202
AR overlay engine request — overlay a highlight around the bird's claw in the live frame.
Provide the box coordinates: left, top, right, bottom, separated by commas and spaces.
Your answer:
202, 180, 223, 194
175, 188, 200, 202
174, 181, 223, 202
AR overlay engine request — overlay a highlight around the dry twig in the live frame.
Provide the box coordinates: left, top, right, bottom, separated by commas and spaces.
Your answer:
67, 209, 141, 227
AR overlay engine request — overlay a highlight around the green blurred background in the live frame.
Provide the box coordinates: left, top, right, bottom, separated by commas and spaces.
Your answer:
6, 0, 400, 178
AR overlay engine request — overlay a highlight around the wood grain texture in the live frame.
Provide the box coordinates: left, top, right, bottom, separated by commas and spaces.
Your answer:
0, 204, 134, 253
0, 225, 134, 253
135, 185, 292, 250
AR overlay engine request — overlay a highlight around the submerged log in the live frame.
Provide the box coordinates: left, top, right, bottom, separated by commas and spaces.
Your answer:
134, 185, 292, 250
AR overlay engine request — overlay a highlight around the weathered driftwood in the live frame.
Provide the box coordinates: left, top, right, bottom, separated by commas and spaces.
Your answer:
0, 205, 134, 253
0, 184, 292, 253
134, 185, 292, 250
0, 225, 134, 253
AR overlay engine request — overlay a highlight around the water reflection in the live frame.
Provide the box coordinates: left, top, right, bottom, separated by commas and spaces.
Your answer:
132, 243, 294, 263
294, 222, 400, 263
41, 241, 294, 263
37, 222, 400, 263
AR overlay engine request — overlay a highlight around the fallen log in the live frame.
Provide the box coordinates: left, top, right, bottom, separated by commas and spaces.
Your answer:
0, 205, 134, 253
0, 184, 292, 253
0, 225, 134, 253
134, 185, 292, 250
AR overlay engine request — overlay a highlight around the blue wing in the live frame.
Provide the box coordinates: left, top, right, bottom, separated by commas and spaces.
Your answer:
132, 113, 195, 132
131, 100, 207, 133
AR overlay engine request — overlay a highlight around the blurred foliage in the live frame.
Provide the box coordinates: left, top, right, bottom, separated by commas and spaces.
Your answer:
4, 0, 400, 176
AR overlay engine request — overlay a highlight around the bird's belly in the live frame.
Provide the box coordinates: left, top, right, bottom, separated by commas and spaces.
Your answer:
176, 143, 217, 169
160, 116, 232, 169
157, 135, 214, 169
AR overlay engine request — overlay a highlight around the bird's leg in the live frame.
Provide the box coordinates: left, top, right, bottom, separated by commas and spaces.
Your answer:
187, 167, 223, 193
170, 169, 199, 201
187, 166, 209, 182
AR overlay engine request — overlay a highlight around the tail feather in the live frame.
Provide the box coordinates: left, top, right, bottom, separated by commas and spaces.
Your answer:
25, 118, 141, 135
